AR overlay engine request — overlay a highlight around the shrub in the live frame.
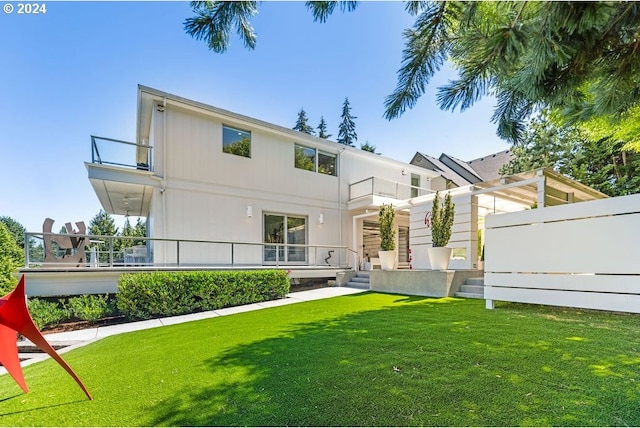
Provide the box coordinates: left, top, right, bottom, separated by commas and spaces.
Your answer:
0, 222, 23, 295
431, 191, 455, 247
66, 294, 115, 323
27, 298, 70, 330
117, 270, 290, 320
379, 204, 396, 251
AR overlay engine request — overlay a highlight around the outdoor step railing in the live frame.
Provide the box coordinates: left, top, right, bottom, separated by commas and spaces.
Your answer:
23, 232, 354, 269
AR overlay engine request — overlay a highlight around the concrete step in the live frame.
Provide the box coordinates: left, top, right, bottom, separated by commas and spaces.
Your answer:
465, 277, 485, 286
346, 281, 370, 290
349, 276, 370, 284
455, 291, 484, 299
459, 284, 484, 294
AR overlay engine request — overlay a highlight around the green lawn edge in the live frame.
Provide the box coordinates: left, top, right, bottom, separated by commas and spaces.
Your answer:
0, 292, 639, 426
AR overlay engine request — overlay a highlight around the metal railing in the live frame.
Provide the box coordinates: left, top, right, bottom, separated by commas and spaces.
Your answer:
91, 135, 153, 171
349, 177, 434, 201
24, 232, 354, 269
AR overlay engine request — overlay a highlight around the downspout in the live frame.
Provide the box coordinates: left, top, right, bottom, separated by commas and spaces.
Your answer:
338, 147, 346, 267
161, 96, 167, 264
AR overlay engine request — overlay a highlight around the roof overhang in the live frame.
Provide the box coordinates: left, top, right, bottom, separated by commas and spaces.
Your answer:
472, 168, 608, 208
404, 168, 608, 216
86, 162, 159, 217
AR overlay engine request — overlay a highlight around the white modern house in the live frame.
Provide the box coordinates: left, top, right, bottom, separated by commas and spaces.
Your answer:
22, 85, 640, 316
85, 85, 442, 275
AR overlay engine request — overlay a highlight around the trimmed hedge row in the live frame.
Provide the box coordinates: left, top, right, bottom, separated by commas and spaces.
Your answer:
117, 270, 290, 320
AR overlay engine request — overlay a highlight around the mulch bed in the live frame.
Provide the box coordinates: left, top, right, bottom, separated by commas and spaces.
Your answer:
41, 281, 330, 335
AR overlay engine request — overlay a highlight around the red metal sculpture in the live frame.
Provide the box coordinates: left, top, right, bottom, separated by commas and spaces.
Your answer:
0, 275, 92, 400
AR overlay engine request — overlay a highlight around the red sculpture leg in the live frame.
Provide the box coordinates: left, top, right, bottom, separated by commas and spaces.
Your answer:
0, 323, 27, 392
0, 275, 92, 400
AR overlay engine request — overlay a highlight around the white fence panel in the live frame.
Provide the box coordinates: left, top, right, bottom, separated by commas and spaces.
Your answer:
484, 193, 640, 313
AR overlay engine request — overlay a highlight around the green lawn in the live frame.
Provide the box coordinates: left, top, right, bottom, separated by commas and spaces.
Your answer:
1, 292, 639, 426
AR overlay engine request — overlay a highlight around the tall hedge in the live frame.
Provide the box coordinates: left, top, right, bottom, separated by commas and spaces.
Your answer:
117, 270, 290, 320
0, 222, 23, 294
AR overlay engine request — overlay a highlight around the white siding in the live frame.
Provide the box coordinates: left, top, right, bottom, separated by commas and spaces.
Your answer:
484, 193, 640, 314
409, 194, 479, 270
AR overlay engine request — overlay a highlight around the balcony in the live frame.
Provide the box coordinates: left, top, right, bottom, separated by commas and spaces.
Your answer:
348, 177, 434, 210
86, 136, 158, 217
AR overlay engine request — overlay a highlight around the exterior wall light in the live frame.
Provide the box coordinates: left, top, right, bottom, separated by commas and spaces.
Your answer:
318, 213, 324, 224
246, 205, 253, 218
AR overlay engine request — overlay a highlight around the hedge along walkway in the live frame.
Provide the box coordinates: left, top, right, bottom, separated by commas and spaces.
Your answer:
4, 286, 365, 372
1, 293, 640, 426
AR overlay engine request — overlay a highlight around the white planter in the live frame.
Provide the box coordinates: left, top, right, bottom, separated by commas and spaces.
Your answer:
427, 247, 452, 270
378, 250, 397, 271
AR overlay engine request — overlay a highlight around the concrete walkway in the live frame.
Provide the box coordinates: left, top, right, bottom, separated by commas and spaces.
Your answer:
5, 286, 366, 373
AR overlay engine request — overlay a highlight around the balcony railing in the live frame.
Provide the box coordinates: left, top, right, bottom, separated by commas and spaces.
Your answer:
23, 232, 354, 269
349, 177, 434, 201
91, 135, 153, 171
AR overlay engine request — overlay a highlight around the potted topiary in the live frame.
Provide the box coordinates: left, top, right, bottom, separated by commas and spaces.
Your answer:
378, 203, 397, 271
427, 191, 455, 270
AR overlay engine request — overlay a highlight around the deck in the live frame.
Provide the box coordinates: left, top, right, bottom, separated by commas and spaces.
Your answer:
19, 265, 351, 297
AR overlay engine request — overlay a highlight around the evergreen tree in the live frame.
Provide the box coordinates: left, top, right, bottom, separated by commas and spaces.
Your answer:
122, 217, 147, 246
337, 98, 357, 147
360, 141, 379, 154
501, 112, 640, 197
186, 2, 640, 146
0, 222, 23, 293
0, 216, 26, 250
293, 108, 315, 135
317, 116, 331, 139
89, 210, 120, 263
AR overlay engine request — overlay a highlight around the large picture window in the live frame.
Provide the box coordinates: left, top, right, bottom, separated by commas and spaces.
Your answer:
294, 144, 337, 176
223, 125, 251, 158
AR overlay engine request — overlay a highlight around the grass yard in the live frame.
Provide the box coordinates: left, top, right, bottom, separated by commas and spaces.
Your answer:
0, 292, 639, 426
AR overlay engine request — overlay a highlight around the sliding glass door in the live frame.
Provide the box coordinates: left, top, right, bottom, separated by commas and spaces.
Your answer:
264, 213, 307, 264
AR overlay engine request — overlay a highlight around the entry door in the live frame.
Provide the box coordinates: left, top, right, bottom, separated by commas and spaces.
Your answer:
264, 214, 307, 264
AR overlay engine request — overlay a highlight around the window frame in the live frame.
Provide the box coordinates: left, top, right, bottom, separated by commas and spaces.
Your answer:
294, 143, 316, 172
222, 125, 252, 158
294, 143, 338, 176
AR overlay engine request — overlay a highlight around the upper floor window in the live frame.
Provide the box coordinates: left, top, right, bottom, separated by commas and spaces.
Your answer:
294, 144, 337, 176
223, 125, 251, 158
295, 144, 315, 171
318, 152, 337, 176
411, 174, 420, 198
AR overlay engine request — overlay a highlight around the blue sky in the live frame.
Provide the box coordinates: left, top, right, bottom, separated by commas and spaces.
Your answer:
0, 1, 508, 234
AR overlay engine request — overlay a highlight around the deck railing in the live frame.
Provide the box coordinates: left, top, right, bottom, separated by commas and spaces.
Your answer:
23, 232, 354, 269
349, 177, 433, 201
91, 135, 153, 171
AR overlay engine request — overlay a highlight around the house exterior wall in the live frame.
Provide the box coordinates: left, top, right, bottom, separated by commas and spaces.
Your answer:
140, 89, 437, 267
409, 193, 479, 270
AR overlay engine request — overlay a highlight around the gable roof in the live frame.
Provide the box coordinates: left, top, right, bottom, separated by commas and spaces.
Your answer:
410, 152, 474, 187
467, 150, 514, 181
410, 149, 514, 186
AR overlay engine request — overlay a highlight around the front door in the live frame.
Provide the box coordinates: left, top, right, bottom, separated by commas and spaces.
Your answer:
263, 213, 307, 264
